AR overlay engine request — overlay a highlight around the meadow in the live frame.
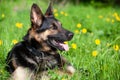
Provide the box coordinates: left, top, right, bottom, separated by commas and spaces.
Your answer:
0, 0, 120, 80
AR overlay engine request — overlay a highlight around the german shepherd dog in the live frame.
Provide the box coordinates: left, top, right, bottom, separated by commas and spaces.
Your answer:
6, 2, 75, 80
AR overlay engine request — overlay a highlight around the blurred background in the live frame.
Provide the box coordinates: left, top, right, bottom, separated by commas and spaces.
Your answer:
55, 0, 120, 5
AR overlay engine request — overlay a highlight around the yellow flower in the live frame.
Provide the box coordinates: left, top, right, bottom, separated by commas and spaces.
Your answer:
92, 50, 98, 57
76, 23, 81, 28
112, 12, 120, 21
106, 18, 110, 22
61, 78, 67, 80
113, 44, 119, 51
86, 15, 90, 18
64, 13, 68, 16
115, 15, 120, 21
12, 40, 18, 44
95, 39, 101, 45
74, 30, 79, 34
0, 40, 3, 46
113, 12, 118, 17
1, 14, 5, 18
60, 11, 65, 15
16, 22, 23, 28
111, 19, 114, 23
98, 15, 103, 19
71, 43, 77, 49
54, 13, 58, 17
64, 41, 68, 44
82, 28, 87, 34
53, 9, 57, 13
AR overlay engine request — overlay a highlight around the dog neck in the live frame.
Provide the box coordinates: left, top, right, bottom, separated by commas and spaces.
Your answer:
24, 38, 57, 55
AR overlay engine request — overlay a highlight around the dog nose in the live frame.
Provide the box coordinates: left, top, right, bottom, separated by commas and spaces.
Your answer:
68, 32, 74, 40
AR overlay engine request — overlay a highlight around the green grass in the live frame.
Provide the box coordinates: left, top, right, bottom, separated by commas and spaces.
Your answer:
0, 0, 120, 80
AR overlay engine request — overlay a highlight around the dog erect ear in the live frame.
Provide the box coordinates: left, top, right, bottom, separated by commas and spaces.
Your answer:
45, 2, 53, 17
31, 3, 44, 27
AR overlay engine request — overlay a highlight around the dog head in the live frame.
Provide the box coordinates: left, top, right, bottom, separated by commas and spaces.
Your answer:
24, 3, 74, 51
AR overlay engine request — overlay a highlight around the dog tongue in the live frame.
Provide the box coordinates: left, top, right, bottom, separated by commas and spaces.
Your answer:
59, 43, 69, 51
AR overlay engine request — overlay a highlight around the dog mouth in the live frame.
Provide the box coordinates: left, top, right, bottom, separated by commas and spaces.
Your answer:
48, 39, 69, 51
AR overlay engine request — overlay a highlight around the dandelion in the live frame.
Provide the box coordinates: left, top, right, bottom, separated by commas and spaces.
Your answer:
71, 43, 77, 49
74, 30, 79, 34
92, 50, 98, 57
60, 11, 64, 15
64, 13, 68, 16
53, 9, 57, 13
82, 28, 87, 34
115, 15, 120, 21
54, 13, 58, 17
0, 40, 3, 46
61, 78, 67, 80
16, 22, 23, 28
113, 44, 119, 51
113, 12, 120, 21
1, 13, 5, 18
76, 23, 81, 28
106, 18, 110, 22
111, 19, 114, 23
98, 15, 103, 19
12, 40, 18, 44
113, 12, 118, 17
95, 39, 101, 45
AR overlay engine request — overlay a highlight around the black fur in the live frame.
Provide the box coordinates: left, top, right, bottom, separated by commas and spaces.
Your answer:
6, 3, 75, 79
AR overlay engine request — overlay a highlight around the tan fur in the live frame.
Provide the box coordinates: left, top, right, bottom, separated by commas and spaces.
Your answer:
29, 28, 58, 52
9, 67, 50, 80
66, 65, 75, 75
40, 42, 51, 51
12, 58, 18, 69
10, 67, 34, 80
32, 11, 42, 26
29, 28, 58, 42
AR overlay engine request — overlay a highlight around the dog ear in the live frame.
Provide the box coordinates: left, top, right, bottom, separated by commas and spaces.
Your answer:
30, 3, 44, 27
45, 2, 53, 17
